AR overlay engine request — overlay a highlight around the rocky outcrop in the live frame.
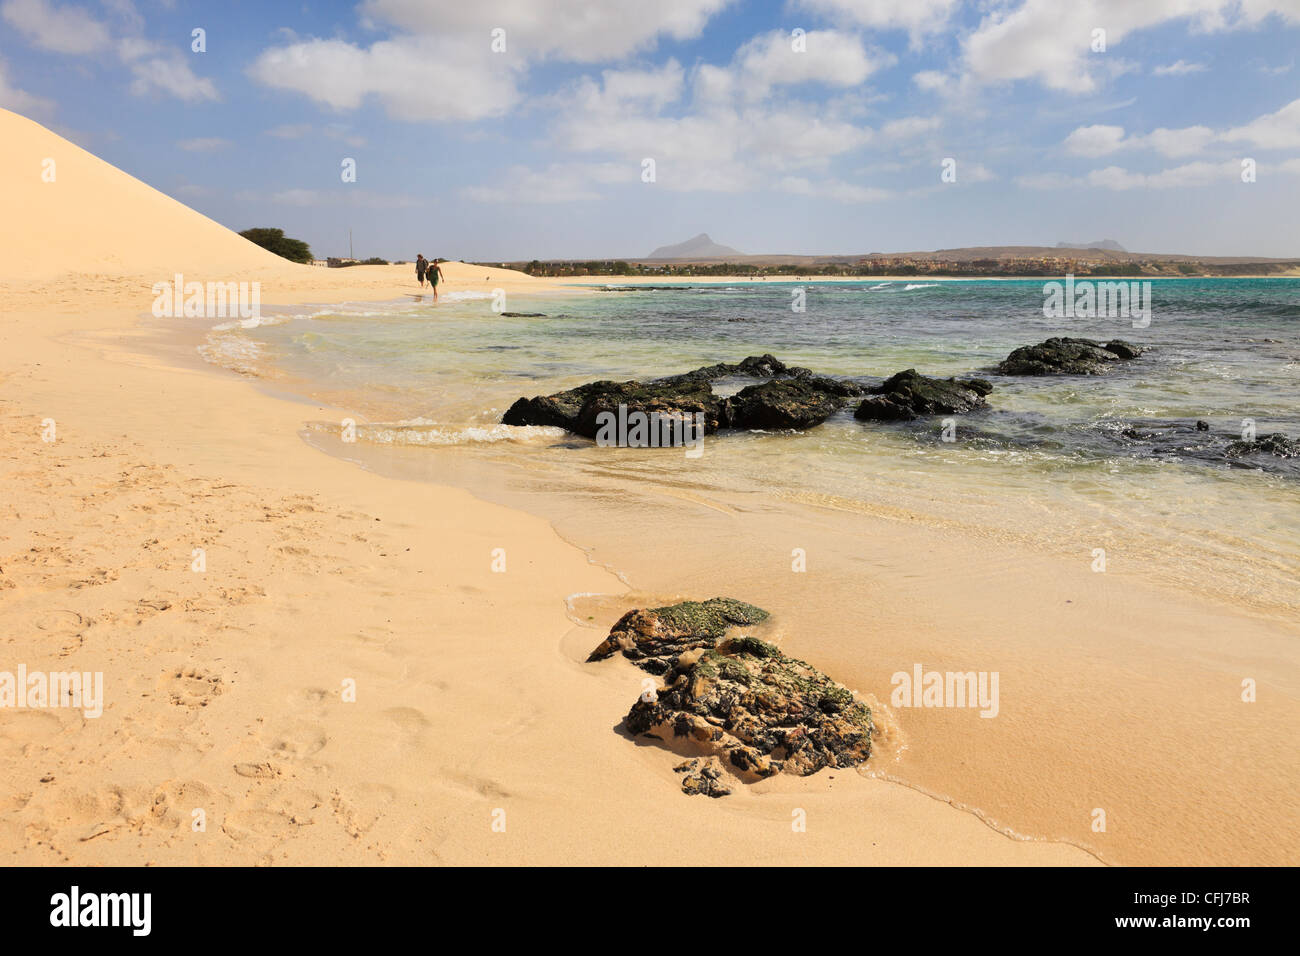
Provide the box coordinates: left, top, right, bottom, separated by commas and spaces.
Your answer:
1225, 433, 1300, 459
656, 353, 795, 386
723, 378, 847, 430
502, 355, 864, 438
586, 597, 769, 674
588, 599, 873, 794
502, 378, 723, 437
854, 369, 993, 421
997, 337, 1145, 375
625, 635, 873, 783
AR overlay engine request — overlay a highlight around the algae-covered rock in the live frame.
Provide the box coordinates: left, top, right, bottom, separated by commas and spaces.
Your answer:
624, 635, 873, 781
588, 599, 873, 792
586, 596, 769, 674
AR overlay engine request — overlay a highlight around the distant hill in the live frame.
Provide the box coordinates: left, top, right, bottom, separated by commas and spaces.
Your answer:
1057, 239, 1127, 252
647, 233, 744, 259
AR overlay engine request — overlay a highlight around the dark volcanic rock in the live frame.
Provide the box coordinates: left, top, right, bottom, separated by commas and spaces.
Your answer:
502, 378, 724, 438
1225, 433, 1300, 459
502, 355, 864, 437
571, 380, 723, 438
656, 353, 792, 386
997, 337, 1145, 375
723, 378, 849, 430
499, 311, 545, 317
586, 597, 769, 674
588, 599, 873, 791
854, 369, 992, 422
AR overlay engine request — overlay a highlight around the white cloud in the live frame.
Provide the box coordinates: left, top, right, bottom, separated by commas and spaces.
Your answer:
1065, 123, 1218, 158
1, 0, 110, 54
248, 36, 519, 122
730, 29, 892, 97
1086, 159, 1241, 189
1086, 165, 1150, 190
1223, 97, 1300, 148
961, 162, 997, 183
544, 51, 878, 196
1153, 59, 1207, 75
1065, 124, 1128, 156
880, 116, 941, 140
795, 0, 959, 40
1, 0, 218, 102
1145, 125, 1215, 157
249, 0, 736, 122
359, 0, 733, 62
911, 70, 951, 92
118, 38, 218, 102
963, 0, 1300, 93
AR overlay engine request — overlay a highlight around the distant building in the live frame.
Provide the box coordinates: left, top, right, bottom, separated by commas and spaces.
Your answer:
327, 257, 360, 268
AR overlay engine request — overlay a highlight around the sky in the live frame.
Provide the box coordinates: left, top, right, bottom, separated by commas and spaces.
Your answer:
2, 0, 1299, 261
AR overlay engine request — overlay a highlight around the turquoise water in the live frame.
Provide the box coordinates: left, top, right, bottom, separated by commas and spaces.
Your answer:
203, 277, 1300, 615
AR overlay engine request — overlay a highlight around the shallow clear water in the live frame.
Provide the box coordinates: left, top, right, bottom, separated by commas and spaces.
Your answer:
205, 277, 1300, 615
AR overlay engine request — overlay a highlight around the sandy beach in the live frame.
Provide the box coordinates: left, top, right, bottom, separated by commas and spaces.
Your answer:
0, 108, 1125, 865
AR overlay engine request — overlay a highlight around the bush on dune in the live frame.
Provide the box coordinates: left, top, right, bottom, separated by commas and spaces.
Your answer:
238, 227, 313, 263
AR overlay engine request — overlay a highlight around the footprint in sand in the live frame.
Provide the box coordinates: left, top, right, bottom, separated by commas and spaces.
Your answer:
329, 784, 396, 839
33, 608, 88, 656
147, 779, 215, 831
233, 761, 281, 779
266, 720, 328, 761
158, 667, 224, 708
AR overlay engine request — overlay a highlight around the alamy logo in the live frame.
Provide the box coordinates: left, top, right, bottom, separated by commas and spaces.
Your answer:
594, 404, 705, 457
0, 666, 103, 718
1043, 274, 1151, 328
152, 273, 261, 319
50, 886, 151, 936
890, 664, 999, 718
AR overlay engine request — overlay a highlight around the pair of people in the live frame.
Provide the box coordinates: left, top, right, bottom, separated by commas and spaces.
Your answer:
415, 254, 444, 299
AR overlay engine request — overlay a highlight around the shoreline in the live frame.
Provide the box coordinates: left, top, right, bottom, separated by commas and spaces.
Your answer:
29, 266, 1297, 864
1, 268, 1102, 865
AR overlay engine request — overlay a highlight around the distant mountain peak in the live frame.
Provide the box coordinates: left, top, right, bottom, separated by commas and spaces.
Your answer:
647, 233, 744, 259
1056, 239, 1127, 252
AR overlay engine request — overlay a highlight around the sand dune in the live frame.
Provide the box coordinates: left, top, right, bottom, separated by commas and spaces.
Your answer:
0, 109, 297, 280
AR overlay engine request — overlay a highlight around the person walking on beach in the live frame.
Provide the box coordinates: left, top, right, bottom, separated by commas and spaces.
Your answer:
415, 254, 428, 288
427, 257, 444, 301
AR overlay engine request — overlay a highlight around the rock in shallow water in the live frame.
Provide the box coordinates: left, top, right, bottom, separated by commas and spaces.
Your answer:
1225, 433, 1300, 459
724, 378, 848, 430
854, 369, 993, 421
997, 337, 1145, 375
588, 599, 872, 792
501, 355, 864, 438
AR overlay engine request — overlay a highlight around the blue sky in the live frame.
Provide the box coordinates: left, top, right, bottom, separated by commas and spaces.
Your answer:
2, 0, 1299, 260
